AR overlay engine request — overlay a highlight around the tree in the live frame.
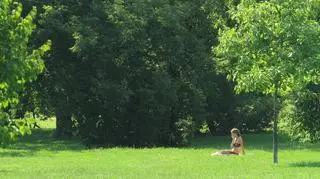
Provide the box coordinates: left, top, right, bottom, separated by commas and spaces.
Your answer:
214, 0, 320, 163
279, 85, 320, 142
69, 0, 218, 146
25, 0, 224, 146
0, 0, 50, 144
21, 0, 86, 138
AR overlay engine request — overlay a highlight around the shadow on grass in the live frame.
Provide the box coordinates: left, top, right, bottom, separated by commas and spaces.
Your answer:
0, 150, 36, 157
190, 133, 274, 150
189, 133, 320, 152
13, 128, 84, 150
289, 161, 320, 168
0, 169, 12, 174
0, 128, 85, 157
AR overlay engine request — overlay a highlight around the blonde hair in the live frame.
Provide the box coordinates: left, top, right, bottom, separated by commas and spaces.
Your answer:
230, 128, 241, 136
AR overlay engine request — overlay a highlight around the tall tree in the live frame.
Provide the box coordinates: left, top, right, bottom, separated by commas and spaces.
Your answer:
21, 0, 87, 137
214, 0, 320, 163
69, 0, 219, 146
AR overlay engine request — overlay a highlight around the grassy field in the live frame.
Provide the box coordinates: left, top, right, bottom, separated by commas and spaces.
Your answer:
1, 119, 320, 179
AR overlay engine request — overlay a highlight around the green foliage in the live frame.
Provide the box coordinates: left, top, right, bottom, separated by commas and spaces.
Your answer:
215, 0, 320, 95
0, 0, 50, 144
232, 93, 274, 132
172, 116, 195, 146
25, 0, 221, 146
0, 1, 51, 107
204, 77, 273, 135
279, 90, 320, 142
0, 111, 35, 146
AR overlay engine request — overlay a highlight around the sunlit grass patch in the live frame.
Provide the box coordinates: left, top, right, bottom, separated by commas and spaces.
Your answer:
0, 120, 320, 178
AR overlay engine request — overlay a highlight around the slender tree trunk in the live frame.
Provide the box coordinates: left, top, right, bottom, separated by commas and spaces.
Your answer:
55, 106, 72, 138
273, 83, 279, 164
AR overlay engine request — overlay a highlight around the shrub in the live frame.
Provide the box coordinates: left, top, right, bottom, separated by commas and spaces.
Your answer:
279, 91, 320, 142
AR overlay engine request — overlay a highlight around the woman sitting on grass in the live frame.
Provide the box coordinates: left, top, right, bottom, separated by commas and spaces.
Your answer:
211, 128, 245, 156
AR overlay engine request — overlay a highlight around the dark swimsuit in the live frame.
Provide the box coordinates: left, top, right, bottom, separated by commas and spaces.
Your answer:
232, 143, 241, 148
231, 142, 241, 155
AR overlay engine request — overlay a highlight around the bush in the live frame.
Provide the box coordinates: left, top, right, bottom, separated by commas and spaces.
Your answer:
233, 94, 274, 132
171, 117, 195, 146
0, 111, 35, 146
207, 93, 273, 135
279, 91, 320, 142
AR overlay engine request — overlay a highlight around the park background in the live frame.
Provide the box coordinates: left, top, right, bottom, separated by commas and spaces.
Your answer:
1, 0, 320, 178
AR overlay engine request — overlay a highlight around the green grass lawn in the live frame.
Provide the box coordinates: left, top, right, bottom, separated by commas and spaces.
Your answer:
1, 120, 320, 179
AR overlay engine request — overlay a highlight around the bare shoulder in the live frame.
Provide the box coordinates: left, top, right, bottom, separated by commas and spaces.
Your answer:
238, 136, 244, 143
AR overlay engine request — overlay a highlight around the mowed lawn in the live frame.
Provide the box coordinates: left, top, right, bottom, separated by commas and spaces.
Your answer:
1, 120, 320, 179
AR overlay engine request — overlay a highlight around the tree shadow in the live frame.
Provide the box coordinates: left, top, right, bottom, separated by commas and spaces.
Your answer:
0, 169, 12, 174
289, 161, 320, 168
189, 133, 320, 152
0, 150, 36, 157
190, 133, 273, 150
11, 128, 84, 151
0, 128, 85, 157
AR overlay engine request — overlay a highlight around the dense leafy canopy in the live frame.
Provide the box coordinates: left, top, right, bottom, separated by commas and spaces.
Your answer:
215, 0, 320, 95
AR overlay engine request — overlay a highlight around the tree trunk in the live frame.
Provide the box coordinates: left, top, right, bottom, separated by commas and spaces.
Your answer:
55, 107, 72, 138
273, 83, 279, 164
